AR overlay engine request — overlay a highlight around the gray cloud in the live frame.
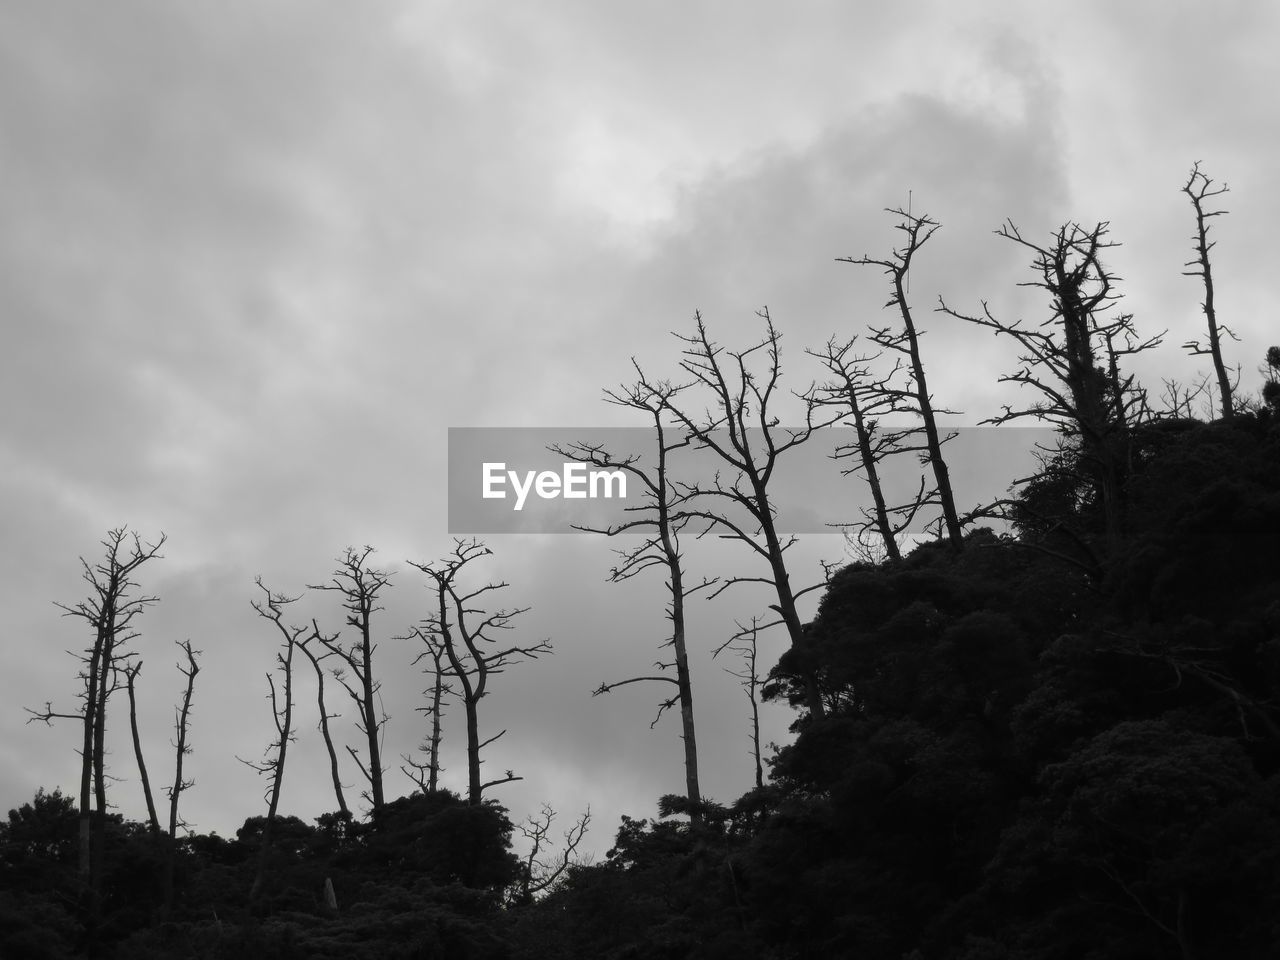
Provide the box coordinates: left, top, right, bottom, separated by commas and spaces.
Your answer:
4, 2, 1278, 860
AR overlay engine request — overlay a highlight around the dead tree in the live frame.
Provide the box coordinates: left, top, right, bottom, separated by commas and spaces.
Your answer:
409, 539, 551, 805
808, 336, 942, 561
551, 376, 716, 815
26, 527, 165, 917
297, 625, 350, 819
163, 640, 199, 910
508, 804, 591, 904
1181, 162, 1237, 420
840, 208, 963, 547
716, 618, 765, 790
399, 623, 453, 794
938, 220, 1163, 554
241, 578, 302, 899
167, 640, 199, 840
639, 310, 833, 720
311, 546, 392, 815
1158, 375, 1212, 420
123, 663, 161, 834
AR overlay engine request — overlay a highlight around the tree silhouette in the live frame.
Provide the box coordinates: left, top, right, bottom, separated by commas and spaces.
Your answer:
637, 311, 834, 719
400, 622, 454, 794
939, 220, 1162, 554
26, 527, 165, 923
310, 546, 393, 815
840, 207, 963, 547
1181, 161, 1238, 420
409, 539, 550, 804
123, 662, 160, 835
297, 624, 350, 819
241, 578, 302, 899
552, 374, 716, 815
808, 335, 934, 560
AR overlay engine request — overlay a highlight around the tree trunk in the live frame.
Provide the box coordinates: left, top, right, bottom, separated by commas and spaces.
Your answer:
755, 477, 825, 719
301, 640, 349, 818
894, 272, 962, 546
464, 696, 482, 805
849, 393, 902, 561
428, 664, 443, 793
251, 650, 293, 900
358, 616, 384, 812
125, 665, 160, 834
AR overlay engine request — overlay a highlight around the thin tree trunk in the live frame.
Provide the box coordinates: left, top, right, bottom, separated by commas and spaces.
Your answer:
893, 271, 962, 546
354, 600, 385, 811
251, 653, 293, 900
300, 637, 349, 818
849, 393, 901, 561
90, 597, 117, 920
79, 633, 103, 882
428, 665, 443, 794
1183, 163, 1233, 420
755, 483, 825, 719
164, 642, 199, 912
657, 451, 702, 815
168, 643, 198, 838
125, 664, 160, 834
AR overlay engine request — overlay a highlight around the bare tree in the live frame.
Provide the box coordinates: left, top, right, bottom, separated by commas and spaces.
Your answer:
311, 546, 392, 814
400, 623, 453, 794
716, 618, 765, 790
551, 376, 715, 815
297, 626, 350, 819
938, 220, 1162, 552
163, 639, 199, 911
638, 311, 833, 719
1181, 162, 1237, 420
840, 208, 963, 546
27, 527, 165, 917
1158, 375, 1213, 420
241, 579, 302, 899
166, 640, 199, 840
409, 539, 551, 805
508, 804, 591, 904
808, 336, 939, 561
123, 662, 161, 835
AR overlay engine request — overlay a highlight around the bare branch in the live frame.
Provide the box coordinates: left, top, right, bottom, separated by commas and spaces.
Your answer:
409, 540, 548, 803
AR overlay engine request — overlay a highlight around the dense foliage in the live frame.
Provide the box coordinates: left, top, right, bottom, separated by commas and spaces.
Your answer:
516, 413, 1280, 960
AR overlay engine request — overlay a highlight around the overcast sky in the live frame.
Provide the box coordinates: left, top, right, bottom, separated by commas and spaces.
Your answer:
3, 2, 1277, 861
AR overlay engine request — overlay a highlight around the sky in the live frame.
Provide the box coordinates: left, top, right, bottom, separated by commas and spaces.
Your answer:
3, 1, 1277, 863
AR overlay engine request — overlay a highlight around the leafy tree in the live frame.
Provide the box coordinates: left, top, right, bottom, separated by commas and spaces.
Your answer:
1262, 345, 1280, 413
